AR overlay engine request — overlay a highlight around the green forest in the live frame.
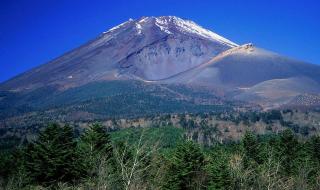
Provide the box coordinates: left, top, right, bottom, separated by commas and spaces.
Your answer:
1, 123, 320, 190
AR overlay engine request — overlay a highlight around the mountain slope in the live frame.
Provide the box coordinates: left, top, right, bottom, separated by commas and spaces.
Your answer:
0, 16, 320, 126
154, 43, 320, 107
159, 44, 320, 86
0, 80, 237, 128
0, 16, 237, 91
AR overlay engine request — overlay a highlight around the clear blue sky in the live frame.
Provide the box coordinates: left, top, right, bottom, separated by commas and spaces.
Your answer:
1, 0, 319, 82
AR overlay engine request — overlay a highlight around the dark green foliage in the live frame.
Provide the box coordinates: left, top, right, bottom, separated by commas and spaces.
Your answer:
80, 123, 113, 157
280, 129, 298, 175
207, 150, 232, 190
1, 122, 320, 189
261, 110, 283, 124
78, 123, 113, 177
281, 120, 310, 136
310, 136, 320, 163
304, 136, 320, 183
111, 125, 184, 150
0, 81, 232, 126
164, 140, 206, 190
0, 152, 13, 180
242, 131, 261, 165
23, 123, 81, 185
0, 136, 21, 151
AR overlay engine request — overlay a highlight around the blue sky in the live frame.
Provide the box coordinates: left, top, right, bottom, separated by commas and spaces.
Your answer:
1, 0, 319, 82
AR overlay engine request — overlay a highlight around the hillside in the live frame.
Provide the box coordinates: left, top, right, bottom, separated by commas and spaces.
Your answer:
0, 16, 320, 127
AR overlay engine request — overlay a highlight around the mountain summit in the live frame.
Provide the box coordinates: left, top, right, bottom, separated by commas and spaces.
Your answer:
104, 16, 238, 47
1, 16, 320, 125
0, 16, 238, 90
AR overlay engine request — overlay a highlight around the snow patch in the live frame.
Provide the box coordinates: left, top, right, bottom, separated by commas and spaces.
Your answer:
135, 23, 142, 34
173, 17, 238, 47
103, 19, 134, 34
155, 18, 172, 34
156, 16, 238, 47
138, 17, 151, 23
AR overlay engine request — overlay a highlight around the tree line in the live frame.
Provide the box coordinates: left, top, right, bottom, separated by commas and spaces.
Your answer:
0, 123, 320, 189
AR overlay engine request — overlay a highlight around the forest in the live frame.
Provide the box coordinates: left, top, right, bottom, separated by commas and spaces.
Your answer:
0, 122, 320, 190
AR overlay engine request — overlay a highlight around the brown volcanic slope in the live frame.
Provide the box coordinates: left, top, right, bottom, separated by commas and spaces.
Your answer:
154, 44, 320, 108
0, 16, 320, 111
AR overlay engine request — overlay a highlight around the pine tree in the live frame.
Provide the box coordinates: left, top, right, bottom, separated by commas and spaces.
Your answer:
207, 150, 232, 190
310, 136, 320, 164
78, 123, 113, 177
164, 140, 205, 190
0, 151, 14, 181
24, 123, 81, 185
242, 131, 261, 165
280, 129, 298, 175
80, 123, 113, 157
304, 135, 320, 185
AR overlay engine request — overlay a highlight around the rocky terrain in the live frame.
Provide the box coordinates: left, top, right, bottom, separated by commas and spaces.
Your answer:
1, 16, 320, 128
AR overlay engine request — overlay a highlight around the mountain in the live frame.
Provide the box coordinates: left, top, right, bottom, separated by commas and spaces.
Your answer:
156, 43, 320, 107
0, 16, 237, 91
1, 16, 320, 126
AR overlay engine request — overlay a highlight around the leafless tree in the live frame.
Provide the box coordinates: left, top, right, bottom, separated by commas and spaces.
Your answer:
113, 129, 159, 190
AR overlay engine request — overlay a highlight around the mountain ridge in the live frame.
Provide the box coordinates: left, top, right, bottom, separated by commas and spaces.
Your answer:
0, 15, 320, 124
0, 16, 237, 91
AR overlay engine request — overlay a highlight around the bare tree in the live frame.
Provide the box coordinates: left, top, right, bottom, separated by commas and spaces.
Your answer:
113, 129, 159, 190
258, 146, 289, 190
229, 153, 254, 189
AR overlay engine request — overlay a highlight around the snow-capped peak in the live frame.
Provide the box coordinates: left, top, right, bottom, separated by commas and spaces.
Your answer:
103, 16, 238, 47
154, 16, 238, 47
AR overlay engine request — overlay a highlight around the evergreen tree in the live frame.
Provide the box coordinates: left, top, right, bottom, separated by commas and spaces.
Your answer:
164, 140, 206, 190
80, 123, 113, 158
280, 129, 298, 175
242, 131, 261, 165
78, 123, 113, 177
268, 135, 282, 155
0, 151, 14, 182
207, 150, 232, 190
303, 135, 320, 185
310, 136, 320, 164
24, 123, 81, 185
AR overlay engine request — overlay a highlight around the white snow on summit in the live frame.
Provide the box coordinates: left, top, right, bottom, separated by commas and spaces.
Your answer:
135, 22, 143, 34
102, 16, 238, 47
154, 18, 172, 34
157, 16, 238, 47
103, 18, 134, 34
